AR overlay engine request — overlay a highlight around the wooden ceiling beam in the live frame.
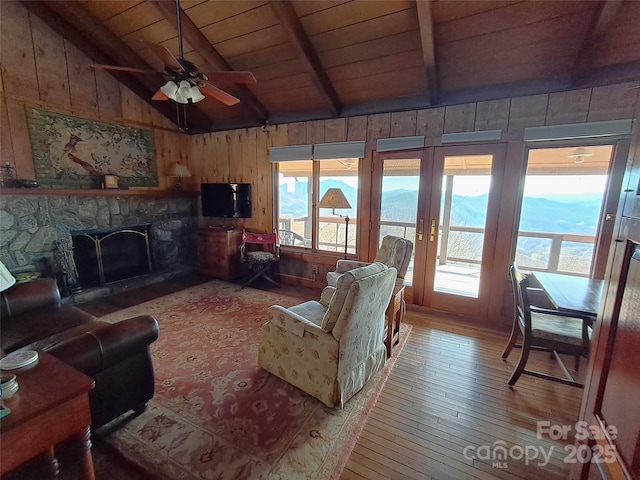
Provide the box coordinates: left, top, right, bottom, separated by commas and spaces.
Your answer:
269, 1, 342, 117
151, 0, 269, 124
21, 1, 213, 133
416, 0, 439, 105
571, 0, 623, 86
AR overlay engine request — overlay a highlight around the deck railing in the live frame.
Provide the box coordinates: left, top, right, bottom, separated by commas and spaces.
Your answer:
279, 217, 596, 276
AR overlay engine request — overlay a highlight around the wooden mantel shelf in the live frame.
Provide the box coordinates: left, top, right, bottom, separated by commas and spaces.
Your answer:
1, 188, 199, 197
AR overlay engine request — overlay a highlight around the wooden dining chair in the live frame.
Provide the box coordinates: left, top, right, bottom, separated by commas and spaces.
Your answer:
501, 263, 592, 388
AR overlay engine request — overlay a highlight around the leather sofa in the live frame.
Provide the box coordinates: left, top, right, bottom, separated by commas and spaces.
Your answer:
0, 278, 159, 429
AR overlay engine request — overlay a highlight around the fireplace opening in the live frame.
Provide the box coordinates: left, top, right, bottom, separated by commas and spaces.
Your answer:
72, 225, 153, 288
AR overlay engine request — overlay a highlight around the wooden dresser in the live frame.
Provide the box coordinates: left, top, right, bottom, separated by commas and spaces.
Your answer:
197, 228, 244, 281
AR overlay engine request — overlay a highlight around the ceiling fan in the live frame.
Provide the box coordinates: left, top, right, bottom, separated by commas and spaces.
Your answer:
89, 0, 255, 106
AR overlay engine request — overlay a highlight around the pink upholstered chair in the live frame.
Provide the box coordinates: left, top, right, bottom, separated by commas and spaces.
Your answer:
240, 230, 280, 288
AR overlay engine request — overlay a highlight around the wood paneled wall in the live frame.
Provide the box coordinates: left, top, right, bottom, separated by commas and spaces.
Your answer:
187, 84, 640, 322
188, 124, 287, 232
0, 1, 181, 190
284, 86, 638, 146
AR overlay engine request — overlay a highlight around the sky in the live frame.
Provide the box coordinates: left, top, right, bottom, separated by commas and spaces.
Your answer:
524, 175, 608, 197
381, 174, 608, 197
282, 173, 608, 197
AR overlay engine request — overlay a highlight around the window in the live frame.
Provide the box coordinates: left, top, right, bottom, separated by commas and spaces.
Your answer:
277, 160, 312, 246
515, 145, 613, 276
276, 158, 360, 254
318, 159, 359, 254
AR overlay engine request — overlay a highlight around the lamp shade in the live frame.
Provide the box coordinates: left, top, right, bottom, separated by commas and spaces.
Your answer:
318, 188, 351, 210
0, 259, 16, 293
168, 162, 192, 178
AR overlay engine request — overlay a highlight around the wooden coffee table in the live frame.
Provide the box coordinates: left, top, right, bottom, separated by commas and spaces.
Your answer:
385, 284, 406, 358
0, 351, 95, 479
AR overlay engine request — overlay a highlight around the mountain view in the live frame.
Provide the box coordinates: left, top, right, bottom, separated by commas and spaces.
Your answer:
280, 179, 602, 273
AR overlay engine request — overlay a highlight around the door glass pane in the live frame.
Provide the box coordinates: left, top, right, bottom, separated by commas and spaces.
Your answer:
434, 155, 493, 297
379, 158, 420, 285
515, 145, 612, 276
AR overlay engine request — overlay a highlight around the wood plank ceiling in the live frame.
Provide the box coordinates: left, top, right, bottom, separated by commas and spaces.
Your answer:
22, 0, 640, 134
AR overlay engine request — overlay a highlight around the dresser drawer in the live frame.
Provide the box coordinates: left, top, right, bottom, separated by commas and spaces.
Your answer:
197, 228, 243, 281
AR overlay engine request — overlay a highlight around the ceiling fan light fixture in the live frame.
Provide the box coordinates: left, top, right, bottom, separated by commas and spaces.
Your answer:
160, 80, 178, 100
174, 91, 188, 104
178, 80, 192, 99
190, 85, 205, 103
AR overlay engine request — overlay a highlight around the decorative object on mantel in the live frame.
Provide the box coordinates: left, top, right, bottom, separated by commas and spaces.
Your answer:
1, 162, 14, 186
167, 162, 191, 190
103, 174, 119, 189
0, 162, 38, 188
26, 108, 158, 189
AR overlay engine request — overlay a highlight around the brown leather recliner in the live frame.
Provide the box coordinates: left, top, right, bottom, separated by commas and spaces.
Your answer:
0, 278, 159, 429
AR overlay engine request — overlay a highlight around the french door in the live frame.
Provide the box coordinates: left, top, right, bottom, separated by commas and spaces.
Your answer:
372, 144, 506, 319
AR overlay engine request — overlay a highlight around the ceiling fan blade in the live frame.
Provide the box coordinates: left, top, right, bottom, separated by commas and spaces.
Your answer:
201, 71, 257, 85
151, 89, 169, 101
142, 41, 183, 72
199, 83, 240, 106
89, 64, 158, 74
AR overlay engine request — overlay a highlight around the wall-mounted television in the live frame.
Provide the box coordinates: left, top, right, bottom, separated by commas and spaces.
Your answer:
200, 183, 252, 218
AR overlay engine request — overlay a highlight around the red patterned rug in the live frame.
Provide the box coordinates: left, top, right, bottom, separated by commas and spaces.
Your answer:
96, 280, 410, 479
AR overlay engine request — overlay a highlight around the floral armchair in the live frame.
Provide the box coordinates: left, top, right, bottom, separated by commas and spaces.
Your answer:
326, 235, 413, 287
258, 262, 397, 408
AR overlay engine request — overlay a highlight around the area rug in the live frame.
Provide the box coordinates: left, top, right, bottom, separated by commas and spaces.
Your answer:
95, 280, 411, 480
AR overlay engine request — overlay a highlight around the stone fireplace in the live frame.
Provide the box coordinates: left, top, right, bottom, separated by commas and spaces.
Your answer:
0, 192, 198, 300
72, 224, 153, 288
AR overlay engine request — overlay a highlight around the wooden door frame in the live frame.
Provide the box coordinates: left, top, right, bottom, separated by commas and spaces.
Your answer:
370, 143, 507, 318
369, 148, 431, 305
422, 143, 508, 318
592, 138, 630, 279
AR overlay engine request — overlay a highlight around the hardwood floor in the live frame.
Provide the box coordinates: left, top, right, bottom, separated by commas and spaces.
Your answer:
76, 276, 584, 480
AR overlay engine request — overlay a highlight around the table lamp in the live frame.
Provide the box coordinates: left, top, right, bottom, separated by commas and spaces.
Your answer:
168, 162, 192, 190
0, 259, 16, 293
318, 188, 352, 259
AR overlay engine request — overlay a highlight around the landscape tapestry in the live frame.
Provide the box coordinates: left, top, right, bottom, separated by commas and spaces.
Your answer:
26, 108, 158, 189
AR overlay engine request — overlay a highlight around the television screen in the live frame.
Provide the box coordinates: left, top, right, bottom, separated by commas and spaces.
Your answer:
201, 183, 252, 218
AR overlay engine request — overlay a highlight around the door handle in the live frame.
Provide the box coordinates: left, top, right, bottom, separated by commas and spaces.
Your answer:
430, 219, 437, 242
417, 219, 424, 241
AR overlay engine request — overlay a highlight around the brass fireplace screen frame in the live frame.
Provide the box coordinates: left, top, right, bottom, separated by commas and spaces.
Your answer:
72, 225, 153, 287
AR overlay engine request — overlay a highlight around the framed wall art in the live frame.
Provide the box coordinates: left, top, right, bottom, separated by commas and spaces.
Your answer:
26, 108, 158, 189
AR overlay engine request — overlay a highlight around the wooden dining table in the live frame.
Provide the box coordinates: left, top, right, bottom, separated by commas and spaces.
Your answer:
532, 271, 605, 318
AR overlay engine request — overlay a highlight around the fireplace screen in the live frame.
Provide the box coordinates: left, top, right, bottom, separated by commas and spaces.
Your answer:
72, 225, 153, 288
